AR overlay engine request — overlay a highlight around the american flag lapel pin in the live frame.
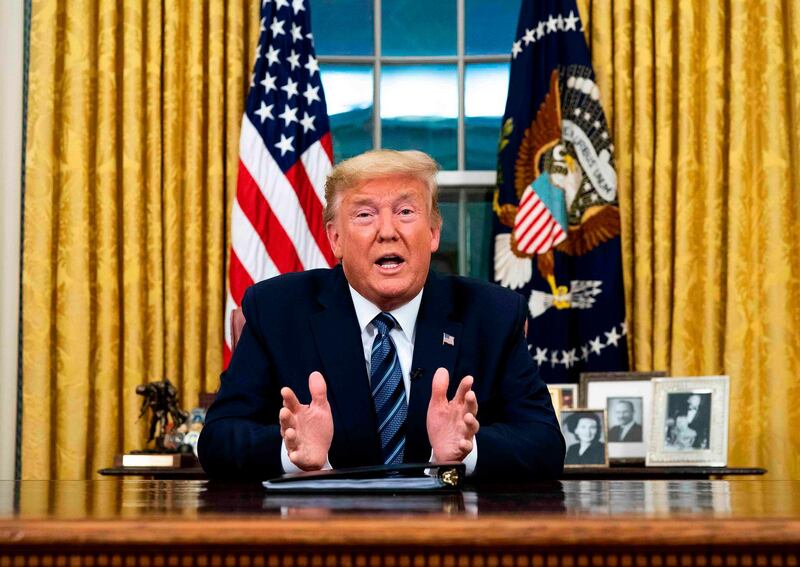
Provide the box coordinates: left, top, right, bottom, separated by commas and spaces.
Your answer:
442, 332, 455, 346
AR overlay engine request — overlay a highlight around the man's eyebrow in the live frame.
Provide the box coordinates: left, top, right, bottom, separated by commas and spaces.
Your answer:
392, 192, 417, 204
349, 196, 377, 207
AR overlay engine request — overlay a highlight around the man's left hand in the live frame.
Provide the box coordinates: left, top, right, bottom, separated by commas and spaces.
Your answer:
426, 367, 480, 462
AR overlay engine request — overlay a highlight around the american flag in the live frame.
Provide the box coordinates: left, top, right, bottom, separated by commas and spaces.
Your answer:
224, 0, 336, 365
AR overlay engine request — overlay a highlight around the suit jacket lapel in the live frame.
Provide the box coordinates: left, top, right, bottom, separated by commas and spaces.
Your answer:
310, 266, 382, 466
405, 271, 462, 462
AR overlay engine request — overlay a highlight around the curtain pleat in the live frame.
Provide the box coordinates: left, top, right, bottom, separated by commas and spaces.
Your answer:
23, 0, 60, 479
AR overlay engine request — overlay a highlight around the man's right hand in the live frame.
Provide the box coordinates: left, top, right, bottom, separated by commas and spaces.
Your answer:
279, 371, 333, 471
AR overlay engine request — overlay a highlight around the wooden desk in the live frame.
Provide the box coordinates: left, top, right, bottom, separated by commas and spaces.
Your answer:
97, 466, 767, 480
1, 480, 798, 566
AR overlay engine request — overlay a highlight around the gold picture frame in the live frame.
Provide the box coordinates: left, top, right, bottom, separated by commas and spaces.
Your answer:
560, 408, 609, 468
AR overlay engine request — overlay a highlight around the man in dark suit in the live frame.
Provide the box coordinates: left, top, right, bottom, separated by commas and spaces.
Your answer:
607, 400, 642, 443
198, 149, 565, 480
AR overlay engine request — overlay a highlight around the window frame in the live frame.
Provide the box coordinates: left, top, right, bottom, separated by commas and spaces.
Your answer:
317, 0, 511, 171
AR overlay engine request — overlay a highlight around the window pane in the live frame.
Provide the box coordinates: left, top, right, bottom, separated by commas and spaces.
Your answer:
465, 0, 521, 55
311, 0, 373, 55
381, 65, 457, 170
465, 190, 494, 280
465, 63, 509, 170
320, 65, 373, 162
382, 0, 456, 56
433, 196, 459, 275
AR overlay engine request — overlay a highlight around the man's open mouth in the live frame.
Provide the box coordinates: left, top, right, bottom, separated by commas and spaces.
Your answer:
375, 255, 404, 270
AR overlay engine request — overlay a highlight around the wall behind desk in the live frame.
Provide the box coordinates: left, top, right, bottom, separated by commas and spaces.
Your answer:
0, 0, 24, 481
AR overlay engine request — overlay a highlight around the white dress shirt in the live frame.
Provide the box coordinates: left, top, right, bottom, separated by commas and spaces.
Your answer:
281, 285, 477, 474
616, 420, 635, 441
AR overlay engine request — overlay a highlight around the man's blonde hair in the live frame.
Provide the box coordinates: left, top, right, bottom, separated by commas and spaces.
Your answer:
323, 149, 441, 225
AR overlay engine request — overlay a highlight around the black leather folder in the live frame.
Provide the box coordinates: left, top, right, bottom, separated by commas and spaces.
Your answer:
262, 462, 465, 492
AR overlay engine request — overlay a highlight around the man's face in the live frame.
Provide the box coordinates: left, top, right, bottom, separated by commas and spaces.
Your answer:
326, 176, 441, 311
614, 402, 634, 426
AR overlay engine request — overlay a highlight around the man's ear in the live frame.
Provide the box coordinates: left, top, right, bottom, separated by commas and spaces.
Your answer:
429, 220, 441, 253
326, 221, 343, 259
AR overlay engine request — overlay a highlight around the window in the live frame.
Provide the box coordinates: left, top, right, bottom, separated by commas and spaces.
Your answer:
312, 0, 521, 279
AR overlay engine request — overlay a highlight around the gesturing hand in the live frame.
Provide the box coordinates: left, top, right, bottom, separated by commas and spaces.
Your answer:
426, 367, 480, 463
279, 371, 334, 471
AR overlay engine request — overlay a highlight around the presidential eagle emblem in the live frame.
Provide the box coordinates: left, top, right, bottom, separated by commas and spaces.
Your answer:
494, 64, 620, 312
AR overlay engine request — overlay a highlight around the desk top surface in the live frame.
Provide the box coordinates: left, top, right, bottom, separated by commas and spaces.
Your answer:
2, 480, 800, 547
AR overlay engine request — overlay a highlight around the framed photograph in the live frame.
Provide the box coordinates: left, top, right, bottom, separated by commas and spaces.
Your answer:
579, 371, 666, 463
579, 371, 667, 406
560, 409, 609, 467
646, 376, 730, 467
547, 383, 578, 418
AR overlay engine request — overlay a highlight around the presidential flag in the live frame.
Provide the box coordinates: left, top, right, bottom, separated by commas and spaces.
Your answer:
492, 0, 628, 382
224, 0, 336, 365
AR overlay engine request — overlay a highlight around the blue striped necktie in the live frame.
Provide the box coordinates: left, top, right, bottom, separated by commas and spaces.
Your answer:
370, 312, 407, 464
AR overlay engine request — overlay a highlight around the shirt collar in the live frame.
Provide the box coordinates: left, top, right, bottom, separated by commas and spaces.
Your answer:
348, 285, 424, 343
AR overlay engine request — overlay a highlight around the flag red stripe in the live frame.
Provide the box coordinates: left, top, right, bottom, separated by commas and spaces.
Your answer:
223, 343, 232, 369
284, 161, 337, 266
237, 161, 305, 273
319, 132, 334, 164
228, 250, 254, 306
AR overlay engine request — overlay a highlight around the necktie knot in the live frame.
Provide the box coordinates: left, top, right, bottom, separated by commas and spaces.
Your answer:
372, 312, 396, 337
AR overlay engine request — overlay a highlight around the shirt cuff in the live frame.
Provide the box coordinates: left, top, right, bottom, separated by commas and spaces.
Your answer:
429, 440, 478, 477
463, 440, 478, 476
280, 439, 332, 473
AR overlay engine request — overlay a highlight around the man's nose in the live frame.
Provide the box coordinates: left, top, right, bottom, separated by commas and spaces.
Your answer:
376, 209, 398, 241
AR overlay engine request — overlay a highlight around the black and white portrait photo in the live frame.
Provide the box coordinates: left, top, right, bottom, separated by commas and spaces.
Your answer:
647, 377, 729, 467
561, 410, 608, 467
607, 397, 643, 443
665, 392, 712, 450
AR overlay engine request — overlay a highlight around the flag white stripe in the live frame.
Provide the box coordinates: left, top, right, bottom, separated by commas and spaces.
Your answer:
300, 140, 331, 207
224, 292, 237, 350
239, 116, 329, 270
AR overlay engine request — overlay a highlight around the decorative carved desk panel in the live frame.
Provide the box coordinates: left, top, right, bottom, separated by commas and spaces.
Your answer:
1, 480, 798, 567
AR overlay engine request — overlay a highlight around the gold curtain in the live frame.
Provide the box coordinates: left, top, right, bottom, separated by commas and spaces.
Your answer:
577, 0, 800, 478
22, 1, 260, 479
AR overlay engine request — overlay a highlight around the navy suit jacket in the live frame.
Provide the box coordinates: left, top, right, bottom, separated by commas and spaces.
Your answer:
198, 265, 565, 480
